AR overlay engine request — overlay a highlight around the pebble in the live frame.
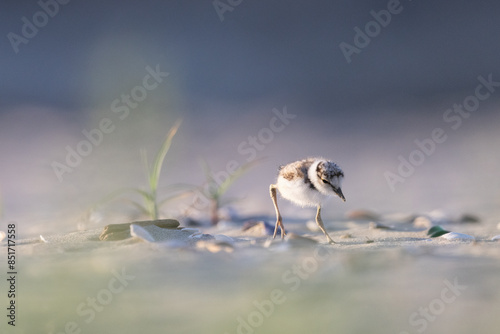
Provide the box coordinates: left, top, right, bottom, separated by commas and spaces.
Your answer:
413, 216, 432, 228
491, 235, 500, 241
99, 219, 180, 241
345, 210, 380, 221
0, 231, 5, 242
459, 214, 480, 224
242, 221, 276, 236
214, 234, 235, 245
100, 230, 131, 241
383, 212, 417, 223
427, 226, 451, 238
440, 232, 475, 241
196, 240, 234, 253
369, 222, 393, 230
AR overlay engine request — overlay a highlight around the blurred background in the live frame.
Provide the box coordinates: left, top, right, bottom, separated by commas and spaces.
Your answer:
1, 0, 500, 236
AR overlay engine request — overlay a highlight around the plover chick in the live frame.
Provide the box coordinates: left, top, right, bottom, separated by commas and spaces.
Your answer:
269, 157, 345, 244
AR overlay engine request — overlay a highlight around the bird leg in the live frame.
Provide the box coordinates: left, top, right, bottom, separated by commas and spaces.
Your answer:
270, 184, 286, 239
315, 205, 336, 244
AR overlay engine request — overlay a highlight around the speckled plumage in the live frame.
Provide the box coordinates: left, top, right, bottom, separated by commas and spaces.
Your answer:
270, 157, 346, 244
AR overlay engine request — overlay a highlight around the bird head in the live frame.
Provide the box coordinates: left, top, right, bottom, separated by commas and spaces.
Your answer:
314, 160, 346, 202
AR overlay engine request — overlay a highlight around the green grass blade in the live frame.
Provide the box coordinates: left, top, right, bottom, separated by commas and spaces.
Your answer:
149, 119, 182, 192
198, 158, 219, 199
140, 149, 150, 183
198, 158, 215, 184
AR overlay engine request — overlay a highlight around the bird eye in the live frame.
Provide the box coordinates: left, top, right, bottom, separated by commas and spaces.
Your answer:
321, 179, 328, 183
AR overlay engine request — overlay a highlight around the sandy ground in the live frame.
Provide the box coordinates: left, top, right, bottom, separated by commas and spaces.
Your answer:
2, 216, 500, 334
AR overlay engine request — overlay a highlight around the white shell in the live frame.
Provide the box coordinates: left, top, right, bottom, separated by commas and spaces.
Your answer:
130, 224, 155, 242
491, 235, 500, 241
214, 234, 235, 245
180, 228, 200, 234
413, 216, 432, 228
440, 232, 475, 241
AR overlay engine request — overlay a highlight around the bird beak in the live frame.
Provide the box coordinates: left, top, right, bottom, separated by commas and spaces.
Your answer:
335, 188, 346, 202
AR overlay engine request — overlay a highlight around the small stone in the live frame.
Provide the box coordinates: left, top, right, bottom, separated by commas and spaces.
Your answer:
148, 219, 181, 229
0, 231, 6, 242
459, 214, 480, 223
491, 235, 500, 241
40, 235, 49, 243
242, 221, 258, 230
196, 240, 234, 253
413, 216, 432, 228
242, 221, 276, 236
340, 233, 352, 239
383, 212, 417, 223
427, 226, 451, 238
440, 232, 475, 241
214, 234, 235, 245
346, 210, 380, 221
99, 219, 180, 241
369, 221, 393, 230
100, 230, 132, 241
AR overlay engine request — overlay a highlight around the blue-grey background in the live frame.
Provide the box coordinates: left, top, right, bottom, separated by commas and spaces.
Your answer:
1, 0, 499, 235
